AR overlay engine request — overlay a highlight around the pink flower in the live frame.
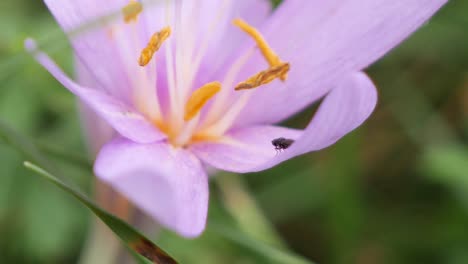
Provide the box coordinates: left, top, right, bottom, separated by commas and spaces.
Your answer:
27, 0, 446, 237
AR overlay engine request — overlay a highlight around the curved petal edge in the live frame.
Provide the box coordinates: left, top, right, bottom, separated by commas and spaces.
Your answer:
25, 39, 165, 144
192, 72, 377, 173
94, 138, 209, 238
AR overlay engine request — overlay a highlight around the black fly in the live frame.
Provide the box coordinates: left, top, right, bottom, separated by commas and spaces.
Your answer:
272, 137, 294, 151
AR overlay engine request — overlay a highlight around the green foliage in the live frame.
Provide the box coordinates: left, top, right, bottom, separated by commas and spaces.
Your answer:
24, 161, 177, 264
422, 145, 468, 206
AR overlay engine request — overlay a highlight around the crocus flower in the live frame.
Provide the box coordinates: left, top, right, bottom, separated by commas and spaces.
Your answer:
27, 0, 446, 237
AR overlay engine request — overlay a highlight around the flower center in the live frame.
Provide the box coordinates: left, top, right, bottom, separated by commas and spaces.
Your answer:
126, 4, 289, 148
184, 82, 221, 122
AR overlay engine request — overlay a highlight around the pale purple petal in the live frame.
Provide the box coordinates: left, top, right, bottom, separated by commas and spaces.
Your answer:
26, 39, 165, 144
75, 59, 115, 156
44, 0, 272, 122
78, 102, 115, 157
153, 0, 271, 117
43, 0, 125, 31
190, 126, 302, 173
183, 0, 272, 87
95, 138, 209, 238
43, 0, 136, 101
192, 72, 377, 173
233, 0, 446, 127
190, 0, 272, 122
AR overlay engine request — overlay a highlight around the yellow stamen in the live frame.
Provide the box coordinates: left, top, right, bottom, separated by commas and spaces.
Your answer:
122, 1, 143, 23
190, 132, 221, 144
139, 27, 171, 66
233, 18, 288, 81
235, 63, 290, 90
184, 82, 222, 121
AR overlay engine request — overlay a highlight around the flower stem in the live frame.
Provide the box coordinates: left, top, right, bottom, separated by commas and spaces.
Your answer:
215, 173, 288, 249
78, 180, 133, 264
78, 219, 122, 264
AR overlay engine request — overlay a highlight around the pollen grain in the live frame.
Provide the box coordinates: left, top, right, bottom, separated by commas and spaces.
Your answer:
184, 82, 222, 121
122, 1, 143, 23
139, 27, 171, 66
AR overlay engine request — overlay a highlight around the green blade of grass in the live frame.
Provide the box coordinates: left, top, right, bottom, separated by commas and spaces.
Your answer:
0, 117, 176, 263
209, 221, 316, 264
24, 161, 178, 264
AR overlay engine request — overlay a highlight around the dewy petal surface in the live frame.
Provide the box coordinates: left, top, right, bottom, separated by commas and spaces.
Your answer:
26, 41, 165, 143
192, 72, 377, 173
94, 138, 209, 238
234, 0, 447, 127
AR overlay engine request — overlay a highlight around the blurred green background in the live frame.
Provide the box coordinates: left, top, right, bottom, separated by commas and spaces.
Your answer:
0, 0, 467, 263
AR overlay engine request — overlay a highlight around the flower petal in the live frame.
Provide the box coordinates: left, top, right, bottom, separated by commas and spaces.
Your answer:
234, 0, 446, 127
190, 125, 302, 173
191, 72, 377, 173
43, 0, 125, 31
152, 0, 272, 114
26, 39, 165, 144
95, 138, 209, 238
75, 59, 115, 156
78, 102, 115, 157
186, 0, 272, 87
43, 0, 136, 101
